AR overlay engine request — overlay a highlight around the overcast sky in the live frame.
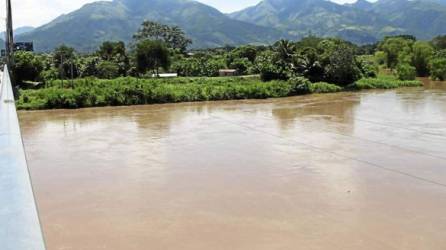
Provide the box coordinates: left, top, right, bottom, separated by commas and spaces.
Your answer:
0, 0, 359, 29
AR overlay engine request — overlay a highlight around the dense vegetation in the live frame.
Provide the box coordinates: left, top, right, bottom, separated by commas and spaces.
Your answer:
17, 77, 292, 109
16, 73, 422, 110
15, 21, 446, 110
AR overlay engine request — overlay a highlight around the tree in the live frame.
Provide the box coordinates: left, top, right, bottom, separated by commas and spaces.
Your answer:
379, 37, 414, 69
357, 55, 379, 78
226, 45, 258, 73
12, 51, 44, 83
134, 21, 192, 52
324, 43, 361, 85
396, 64, 416, 80
411, 41, 434, 76
96, 41, 129, 76
274, 39, 296, 65
430, 58, 446, 80
97, 41, 126, 61
135, 40, 171, 76
254, 50, 288, 81
294, 47, 325, 82
228, 58, 252, 75
430, 50, 446, 80
53, 45, 78, 79
385, 34, 417, 42
171, 56, 201, 76
171, 54, 225, 77
374, 51, 386, 65
431, 35, 446, 50
97, 61, 120, 79
77, 56, 100, 77
295, 35, 324, 49
229, 45, 258, 63
296, 39, 361, 85
53, 45, 76, 67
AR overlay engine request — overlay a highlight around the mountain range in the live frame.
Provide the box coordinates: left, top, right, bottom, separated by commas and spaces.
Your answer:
14, 0, 446, 52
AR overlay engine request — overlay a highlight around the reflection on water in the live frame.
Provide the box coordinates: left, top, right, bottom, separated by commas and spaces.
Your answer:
19, 79, 446, 250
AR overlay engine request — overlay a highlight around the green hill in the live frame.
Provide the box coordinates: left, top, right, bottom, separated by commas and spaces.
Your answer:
230, 0, 446, 44
17, 0, 282, 52
15, 0, 446, 51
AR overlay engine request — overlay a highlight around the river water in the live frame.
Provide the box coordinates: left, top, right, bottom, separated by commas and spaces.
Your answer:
19, 79, 446, 250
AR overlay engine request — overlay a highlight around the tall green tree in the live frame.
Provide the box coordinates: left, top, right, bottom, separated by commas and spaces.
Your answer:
229, 45, 258, 63
254, 50, 288, 81
97, 41, 126, 61
275, 39, 296, 65
96, 41, 130, 76
430, 58, 446, 81
429, 50, 446, 80
411, 41, 434, 77
324, 43, 362, 85
135, 40, 171, 76
379, 37, 414, 69
12, 51, 44, 83
294, 47, 325, 83
53, 45, 78, 79
134, 21, 192, 53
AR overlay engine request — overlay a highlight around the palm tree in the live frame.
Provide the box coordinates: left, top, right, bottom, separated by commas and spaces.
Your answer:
275, 39, 296, 63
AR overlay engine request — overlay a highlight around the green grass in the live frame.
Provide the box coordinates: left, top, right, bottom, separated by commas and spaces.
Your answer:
17, 75, 423, 110
350, 75, 422, 90
17, 77, 293, 110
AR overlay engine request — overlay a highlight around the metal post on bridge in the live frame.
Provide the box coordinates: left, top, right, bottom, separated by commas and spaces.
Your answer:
5, 0, 14, 70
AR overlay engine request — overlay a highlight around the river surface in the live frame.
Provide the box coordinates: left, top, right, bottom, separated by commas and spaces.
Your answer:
19, 79, 446, 250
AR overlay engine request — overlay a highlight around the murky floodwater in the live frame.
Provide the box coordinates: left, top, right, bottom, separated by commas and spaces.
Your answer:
19, 79, 446, 250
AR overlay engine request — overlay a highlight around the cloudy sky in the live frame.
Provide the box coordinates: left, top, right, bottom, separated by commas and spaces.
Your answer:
0, 0, 359, 29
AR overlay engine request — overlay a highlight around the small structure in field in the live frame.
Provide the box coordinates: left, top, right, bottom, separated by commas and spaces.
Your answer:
219, 69, 238, 77
152, 73, 178, 78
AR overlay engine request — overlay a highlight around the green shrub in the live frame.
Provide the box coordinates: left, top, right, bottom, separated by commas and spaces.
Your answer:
357, 55, 379, 78
396, 64, 417, 80
309, 82, 343, 93
430, 57, 446, 80
97, 61, 120, 79
351, 75, 422, 90
287, 77, 312, 94
288, 77, 341, 94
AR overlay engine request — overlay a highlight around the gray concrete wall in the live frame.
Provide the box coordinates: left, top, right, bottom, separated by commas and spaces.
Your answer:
0, 67, 46, 250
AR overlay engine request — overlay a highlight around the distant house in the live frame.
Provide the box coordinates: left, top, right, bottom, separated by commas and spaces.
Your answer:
152, 73, 178, 78
14, 42, 34, 52
1, 42, 34, 57
219, 69, 238, 77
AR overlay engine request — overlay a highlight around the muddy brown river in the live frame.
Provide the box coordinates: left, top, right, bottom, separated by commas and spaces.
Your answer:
19, 79, 446, 250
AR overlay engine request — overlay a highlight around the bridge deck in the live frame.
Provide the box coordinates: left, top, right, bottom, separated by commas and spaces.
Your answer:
0, 67, 46, 250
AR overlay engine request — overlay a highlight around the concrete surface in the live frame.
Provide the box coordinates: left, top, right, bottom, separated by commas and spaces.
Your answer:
0, 67, 46, 250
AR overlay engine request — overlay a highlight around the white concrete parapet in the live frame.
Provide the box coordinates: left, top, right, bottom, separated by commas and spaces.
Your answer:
0, 66, 46, 250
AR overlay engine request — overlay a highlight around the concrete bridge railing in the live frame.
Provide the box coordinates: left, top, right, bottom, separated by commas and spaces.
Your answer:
0, 66, 46, 250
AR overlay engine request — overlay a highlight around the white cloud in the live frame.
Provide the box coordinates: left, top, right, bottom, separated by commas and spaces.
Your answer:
1, 0, 364, 30
0, 0, 108, 29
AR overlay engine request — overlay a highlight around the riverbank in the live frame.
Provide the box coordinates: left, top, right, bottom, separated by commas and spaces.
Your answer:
16, 75, 423, 110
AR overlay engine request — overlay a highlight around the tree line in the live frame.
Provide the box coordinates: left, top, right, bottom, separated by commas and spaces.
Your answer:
11, 20, 446, 87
